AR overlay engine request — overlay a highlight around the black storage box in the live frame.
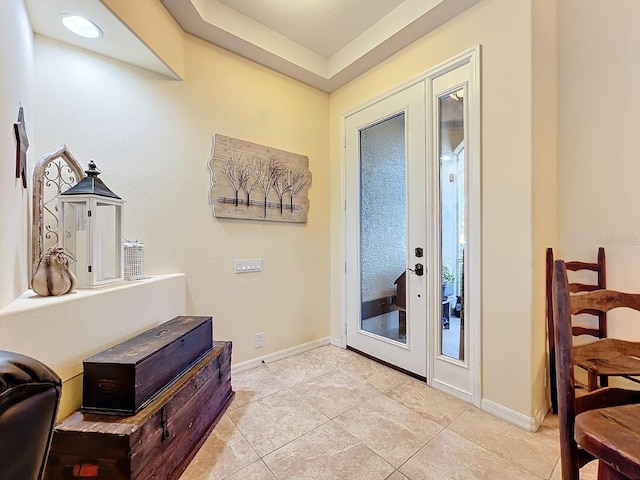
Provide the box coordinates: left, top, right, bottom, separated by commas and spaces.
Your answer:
82, 316, 213, 415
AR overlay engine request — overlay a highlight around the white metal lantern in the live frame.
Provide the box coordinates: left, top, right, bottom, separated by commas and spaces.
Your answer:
58, 161, 124, 288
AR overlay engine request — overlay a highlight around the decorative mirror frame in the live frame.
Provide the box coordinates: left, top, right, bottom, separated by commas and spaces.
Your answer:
32, 145, 85, 273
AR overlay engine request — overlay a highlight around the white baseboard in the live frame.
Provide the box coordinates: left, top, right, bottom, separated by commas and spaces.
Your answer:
481, 398, 539, 432
329, 337, 343, 348
231, 337, 331, 373
431, 379, 472, 403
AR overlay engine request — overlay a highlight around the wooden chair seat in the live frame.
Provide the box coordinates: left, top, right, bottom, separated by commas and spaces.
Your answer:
574, 339, 640, 391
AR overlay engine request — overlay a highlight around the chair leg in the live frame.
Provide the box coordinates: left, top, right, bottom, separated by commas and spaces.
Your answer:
550, 351, 558, 414
588, 366, 599, 391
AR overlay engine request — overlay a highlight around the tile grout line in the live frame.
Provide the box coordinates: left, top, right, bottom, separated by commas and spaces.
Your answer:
221, 413, 264, 480
439, 426, 552, 479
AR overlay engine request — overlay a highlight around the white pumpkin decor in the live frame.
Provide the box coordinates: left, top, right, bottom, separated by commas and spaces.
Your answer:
32, 247, 77, 296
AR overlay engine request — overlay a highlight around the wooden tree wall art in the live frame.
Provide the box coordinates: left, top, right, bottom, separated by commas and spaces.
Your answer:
208, 134, 312, 223
14, 105, 29, 188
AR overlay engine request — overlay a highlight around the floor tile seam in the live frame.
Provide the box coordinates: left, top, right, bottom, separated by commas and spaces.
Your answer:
256, 416, 334, 460
334, 365, 378, 387
229, 387, 330, 441
395, 427, 551, 480
388, 421, 447, 472
329, 393, 376, 421
262, 351, 335, 371
448, 412, 561, 475
381, 390, 471, 428
361, 390, 446, 431
258, 418, 396, 475
228, 387, 286, 412
377, 377, 411, 394
260, 457, 281, 480
441, 426, 552, 479
218, 458, 277, 480
385, 470, 403, 480
231, 366, 286, 384
399, 422, 447, 464
264, 365, 337, 387
352, 435, 398, 473
547, 456, 561, 480
391, 425, 446, 478
336, 415, 444, 470
438, 403, 472, 426
285, 365, 354, 390
223, 412, 263, 472
347, 369, 411, 394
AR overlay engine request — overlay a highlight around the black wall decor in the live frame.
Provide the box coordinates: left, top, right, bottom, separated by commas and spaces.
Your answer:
14, 105, 29, 188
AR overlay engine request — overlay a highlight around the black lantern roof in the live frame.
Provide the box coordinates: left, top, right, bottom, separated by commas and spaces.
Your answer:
60, 161, 121, 199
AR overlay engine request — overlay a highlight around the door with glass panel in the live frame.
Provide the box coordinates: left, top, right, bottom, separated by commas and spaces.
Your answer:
345, 82, 427, 377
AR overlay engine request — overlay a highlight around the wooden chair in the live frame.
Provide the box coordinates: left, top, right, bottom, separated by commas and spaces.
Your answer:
552, 260, 640, 480
546, 247, 607, 414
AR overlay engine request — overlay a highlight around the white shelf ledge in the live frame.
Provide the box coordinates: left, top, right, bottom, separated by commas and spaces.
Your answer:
0, 273, 187, 382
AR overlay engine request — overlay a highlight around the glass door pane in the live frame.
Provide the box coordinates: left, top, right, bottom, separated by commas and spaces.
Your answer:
359, 113, 407, 344
439, 88, 465, 360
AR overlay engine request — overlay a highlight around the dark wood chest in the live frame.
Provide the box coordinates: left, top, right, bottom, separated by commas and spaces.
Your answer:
45, 341, 233, 480
83, 316, 212, 415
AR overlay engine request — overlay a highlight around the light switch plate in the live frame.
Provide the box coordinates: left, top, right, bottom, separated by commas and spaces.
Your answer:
235, 258, 262, 273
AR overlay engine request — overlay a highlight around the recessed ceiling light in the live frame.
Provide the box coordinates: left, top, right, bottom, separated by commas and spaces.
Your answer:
60, 14, 102, 39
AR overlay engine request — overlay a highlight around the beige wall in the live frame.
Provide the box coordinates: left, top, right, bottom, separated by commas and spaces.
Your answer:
531, 0, 558, 420
330, 0, 543, 417
0, 0, 33, 309
558, 0, 640, 342
32, 33, 330, 364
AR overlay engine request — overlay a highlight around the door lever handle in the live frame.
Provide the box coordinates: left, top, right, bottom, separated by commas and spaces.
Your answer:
407, 263, 424, 276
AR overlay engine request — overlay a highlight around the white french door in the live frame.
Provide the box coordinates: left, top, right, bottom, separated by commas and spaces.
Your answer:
345, 82, 427, 377
343, 48, 481, 403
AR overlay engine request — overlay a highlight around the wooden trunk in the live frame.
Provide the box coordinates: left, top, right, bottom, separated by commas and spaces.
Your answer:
83, 316, 213, 415
45, 342, 233, 480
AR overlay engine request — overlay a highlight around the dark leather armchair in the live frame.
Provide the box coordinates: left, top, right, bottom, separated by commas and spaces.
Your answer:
0, 350, 62, 480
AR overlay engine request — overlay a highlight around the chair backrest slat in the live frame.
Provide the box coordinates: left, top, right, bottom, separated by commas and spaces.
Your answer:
569, 283, 601, 294
566, 261, 600, 272
570, 290, 640, 315
571, 326, 601, 338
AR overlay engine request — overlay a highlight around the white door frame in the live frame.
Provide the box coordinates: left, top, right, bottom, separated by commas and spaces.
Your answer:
340, 46, 482, 407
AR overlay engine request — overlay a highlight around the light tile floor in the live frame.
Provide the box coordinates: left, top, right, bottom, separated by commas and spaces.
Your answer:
180, 345, 598, 480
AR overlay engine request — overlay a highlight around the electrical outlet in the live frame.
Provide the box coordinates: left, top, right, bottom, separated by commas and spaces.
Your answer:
235, 258, 263, 273
254, 332, 263, 348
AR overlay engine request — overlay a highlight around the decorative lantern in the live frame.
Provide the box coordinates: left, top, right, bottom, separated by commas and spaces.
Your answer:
58, 161, 124, 288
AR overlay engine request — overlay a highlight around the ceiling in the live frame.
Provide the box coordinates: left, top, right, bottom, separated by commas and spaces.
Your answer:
26, 0, 481, 93
161, 0, 481, 92
25, 0, 178, 78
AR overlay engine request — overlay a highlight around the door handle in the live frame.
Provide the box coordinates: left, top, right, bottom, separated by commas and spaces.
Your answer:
408, 263, 424, 276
